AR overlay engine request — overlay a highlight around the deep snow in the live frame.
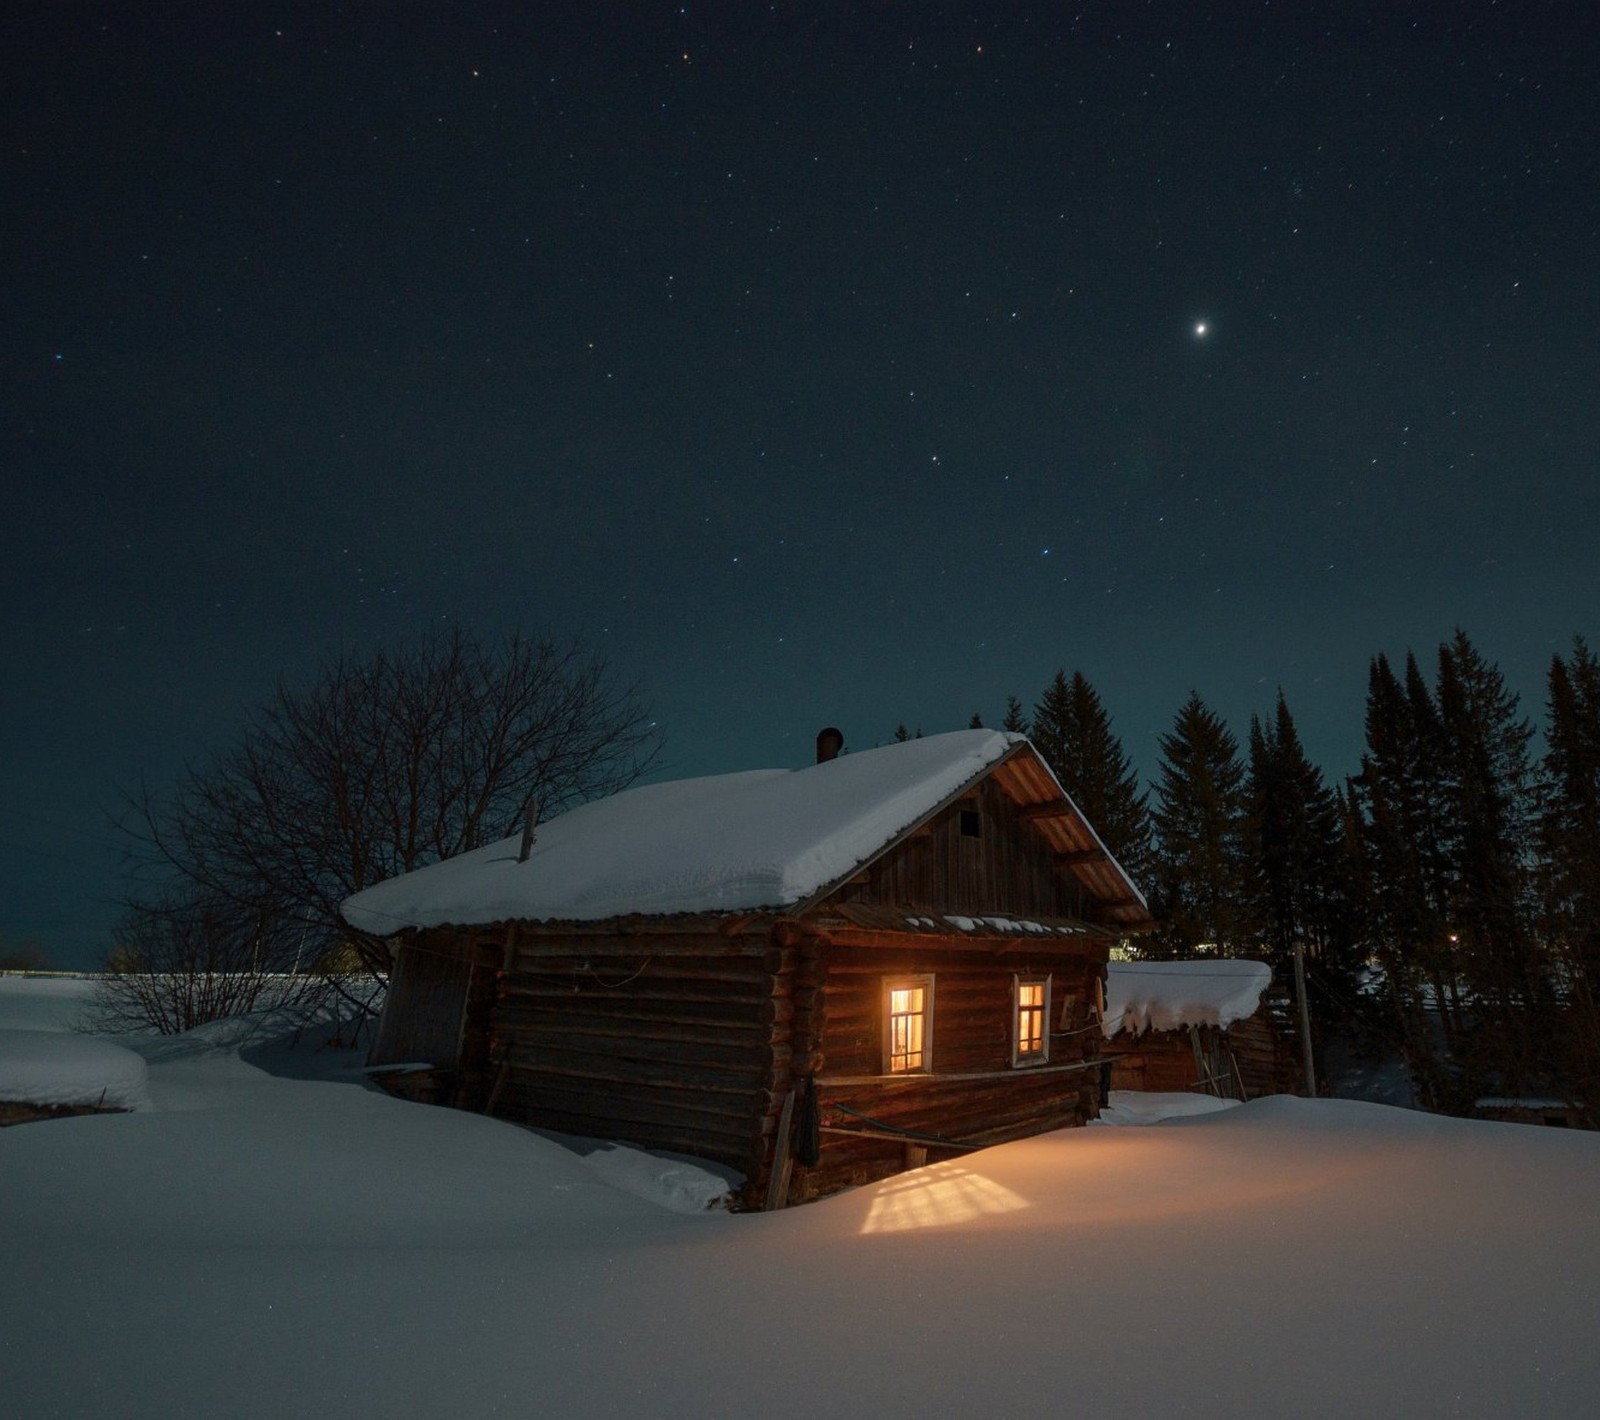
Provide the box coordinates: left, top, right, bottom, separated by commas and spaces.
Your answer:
3, 977, 1598, 1419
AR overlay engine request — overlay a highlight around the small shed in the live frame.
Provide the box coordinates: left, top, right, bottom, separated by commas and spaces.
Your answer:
342, 728, 1154, 1207
1470, 1097, 1584, 1129
1100, 959, 1295, 1100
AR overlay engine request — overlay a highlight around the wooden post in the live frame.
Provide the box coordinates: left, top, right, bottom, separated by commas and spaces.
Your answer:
518, 800, 540, 863
764, 1089, 797, 1211
1293, 937, 1317, 1096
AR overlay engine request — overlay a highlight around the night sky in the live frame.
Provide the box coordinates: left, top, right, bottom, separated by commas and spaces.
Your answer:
6, 4, 1597, 968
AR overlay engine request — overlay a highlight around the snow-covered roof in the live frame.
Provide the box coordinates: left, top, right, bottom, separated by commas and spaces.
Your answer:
1103, 958, 1273, 1038
344, 728, 1084, 934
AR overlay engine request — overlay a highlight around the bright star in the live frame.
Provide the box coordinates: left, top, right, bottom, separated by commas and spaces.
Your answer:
1194, 321, 1208, 338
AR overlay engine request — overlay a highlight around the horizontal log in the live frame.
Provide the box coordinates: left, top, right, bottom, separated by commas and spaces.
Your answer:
512, 932, 776, 958
492, 978, 780, 1017
503, 1101, 758, 1165
500, 1027, 782, 1072
508, 1048, 770, 1096
821, 1092, 1087, 1132
513, 916, 773, 940
499, 1075, 772, 1130
495, 1012, 778, 1050
508, 956, 782, 985
823, 949, 1101, 975
499, 979, 779, 1005
502, 997, 790, 1029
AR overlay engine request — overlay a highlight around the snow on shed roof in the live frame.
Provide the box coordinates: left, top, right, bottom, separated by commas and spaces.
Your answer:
1103, 958, 1273, 1038
343, 728, 1058, 934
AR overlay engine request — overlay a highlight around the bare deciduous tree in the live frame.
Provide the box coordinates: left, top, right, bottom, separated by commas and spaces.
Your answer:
122, 629, 662, 980
82, 893, 330, 1035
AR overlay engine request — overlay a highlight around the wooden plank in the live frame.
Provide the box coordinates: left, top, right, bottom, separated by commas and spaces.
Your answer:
508, 1052, 766, 1096
765, 1089, 797, 1211
1017, 798, 1076, 820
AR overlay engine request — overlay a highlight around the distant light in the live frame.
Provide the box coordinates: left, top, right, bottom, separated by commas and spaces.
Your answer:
1194, 322, 1208, 338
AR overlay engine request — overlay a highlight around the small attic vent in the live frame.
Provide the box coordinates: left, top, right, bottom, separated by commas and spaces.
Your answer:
959, 809, 982, 839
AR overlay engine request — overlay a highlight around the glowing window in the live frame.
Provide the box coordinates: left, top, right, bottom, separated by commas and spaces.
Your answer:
1013, 975, 1050, 1066
884, 975, 934, 1074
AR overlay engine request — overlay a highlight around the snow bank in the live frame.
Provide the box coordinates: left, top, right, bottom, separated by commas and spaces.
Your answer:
7, 979, 1600, 1420
1104, 957, 1272, 1037
1095, 1089, 1242, 1125
0, 1028, 151, 1111
577, 1142, 736, 1212
343, 728, 1028, 931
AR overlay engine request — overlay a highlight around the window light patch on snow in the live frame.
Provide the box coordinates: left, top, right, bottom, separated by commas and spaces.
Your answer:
1102, 959, 1272, 1038
859, 1161, 1030, 1233
342, 729, 1036, 931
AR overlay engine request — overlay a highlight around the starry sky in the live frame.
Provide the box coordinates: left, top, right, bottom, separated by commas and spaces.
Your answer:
5, 3, 1598, 967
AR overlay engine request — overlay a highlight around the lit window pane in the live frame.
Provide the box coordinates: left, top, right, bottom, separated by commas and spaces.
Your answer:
888, 982, 929, 1072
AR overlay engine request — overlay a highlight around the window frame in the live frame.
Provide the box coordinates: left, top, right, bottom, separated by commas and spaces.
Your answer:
1011, 973, 1052, 1068
882, 974, 935, 1076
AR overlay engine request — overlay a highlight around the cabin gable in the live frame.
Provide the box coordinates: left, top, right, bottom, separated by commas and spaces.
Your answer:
822, 775, 1094, 921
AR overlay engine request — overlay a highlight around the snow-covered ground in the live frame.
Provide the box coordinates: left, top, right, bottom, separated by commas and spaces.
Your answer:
4, 977, 1598, 1419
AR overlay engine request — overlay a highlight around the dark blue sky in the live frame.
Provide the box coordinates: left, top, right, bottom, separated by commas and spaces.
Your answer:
5, 3, 1597, 967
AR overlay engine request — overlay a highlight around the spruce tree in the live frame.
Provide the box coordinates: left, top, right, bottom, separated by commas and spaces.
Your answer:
1245, 692, 1343, 974
1149, 692, 1252, 957
1353, 652, 1456, 1105
1541, 637, 1600, 1121
1030, 670, 1152, 886
1435, 629, 1544, 1096
1001, 695, 1028, 734
1245, 694, 1358, 1078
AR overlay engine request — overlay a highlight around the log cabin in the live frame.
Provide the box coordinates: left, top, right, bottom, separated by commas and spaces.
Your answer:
341, 728, 1154, 1208
1099, 959, 1298, 1100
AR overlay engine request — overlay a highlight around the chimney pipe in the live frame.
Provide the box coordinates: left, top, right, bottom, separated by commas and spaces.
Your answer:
815, 727, 844, 764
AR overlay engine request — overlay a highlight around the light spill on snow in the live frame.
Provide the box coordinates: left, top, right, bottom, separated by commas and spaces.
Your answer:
4, 977, 1599, 1420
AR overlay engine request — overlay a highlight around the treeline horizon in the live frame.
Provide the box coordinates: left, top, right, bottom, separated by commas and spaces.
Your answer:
914, 626, 1599, 1123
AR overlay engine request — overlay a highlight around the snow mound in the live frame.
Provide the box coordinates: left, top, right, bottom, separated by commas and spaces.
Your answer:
1094, 1089, 1243, 1125
1104, 958, 1272, 1037
578, 1143, 736, 1213
0, 1028, 151, 1111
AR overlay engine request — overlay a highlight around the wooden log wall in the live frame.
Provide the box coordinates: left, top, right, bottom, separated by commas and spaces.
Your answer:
828, 779, 1092, 921
1226, 1014, 1298, 1097
788, 936, 1105, 1204
1103, 1014, 1299, 1100
487, 927, 785, 1182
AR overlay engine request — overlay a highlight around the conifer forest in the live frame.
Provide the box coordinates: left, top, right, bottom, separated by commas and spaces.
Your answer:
979, 630, 1600, 1125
